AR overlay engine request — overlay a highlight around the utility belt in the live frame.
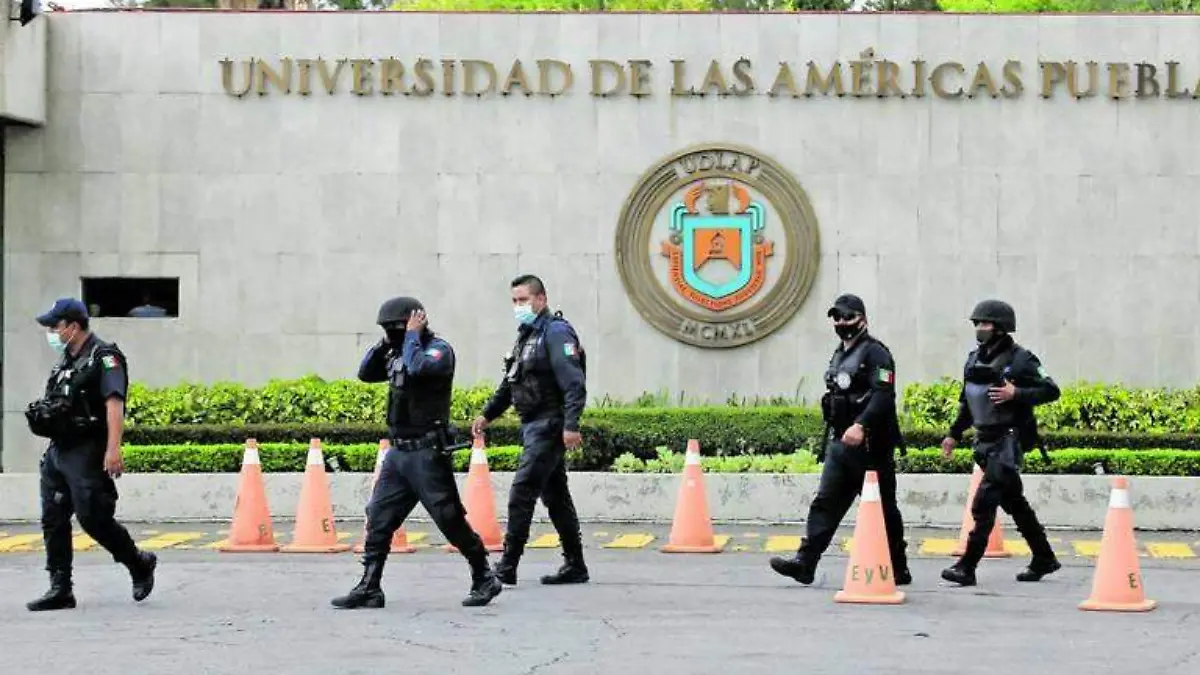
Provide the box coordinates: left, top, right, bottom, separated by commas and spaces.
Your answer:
390, 424, 470, 454
975, 424, 1049, 461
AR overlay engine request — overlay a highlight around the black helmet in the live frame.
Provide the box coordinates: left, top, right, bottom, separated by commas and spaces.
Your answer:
970, 299, 1016, 332
376, 296, 423, 327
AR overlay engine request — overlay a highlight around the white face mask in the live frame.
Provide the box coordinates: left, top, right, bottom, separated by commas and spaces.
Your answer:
513, 303, 537, 326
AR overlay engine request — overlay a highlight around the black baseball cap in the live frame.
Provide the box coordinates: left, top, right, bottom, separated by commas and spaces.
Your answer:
36, 297, 89, 327
827, 293, 866, 317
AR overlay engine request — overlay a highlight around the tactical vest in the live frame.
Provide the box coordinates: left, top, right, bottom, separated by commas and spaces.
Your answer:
385, 340, 453, 437
822, 337, 875, 429
962, 346, 1018, 428
505, 314, 585, 420
26, 338, 114, 441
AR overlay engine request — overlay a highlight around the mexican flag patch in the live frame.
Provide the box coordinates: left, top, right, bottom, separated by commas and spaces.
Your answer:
563, 343, 578, 357
1037, 366, 1048, 378
424, 348, 443, 361
877, 368, 894, 384
101, 355, 118, 370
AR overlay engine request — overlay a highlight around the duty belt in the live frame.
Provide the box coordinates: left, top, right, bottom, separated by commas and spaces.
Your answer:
390, 430, 444, 452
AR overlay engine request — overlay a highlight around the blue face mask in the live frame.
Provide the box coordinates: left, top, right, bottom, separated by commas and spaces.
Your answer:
513, 303, 537, 326
46, 331, 67, 355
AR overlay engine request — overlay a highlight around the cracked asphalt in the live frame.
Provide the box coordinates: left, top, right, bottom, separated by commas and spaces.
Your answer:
1, 541, 1198, 674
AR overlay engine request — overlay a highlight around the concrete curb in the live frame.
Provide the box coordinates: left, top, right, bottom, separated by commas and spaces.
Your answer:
0, 472, 1196, 530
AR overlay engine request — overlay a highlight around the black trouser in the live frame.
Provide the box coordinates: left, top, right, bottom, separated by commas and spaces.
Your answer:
362, 445, 488, 570
40, 440, 141, 575
959, 431, 1055, 568
797, 440, 908, 571
504, 416, 583, 561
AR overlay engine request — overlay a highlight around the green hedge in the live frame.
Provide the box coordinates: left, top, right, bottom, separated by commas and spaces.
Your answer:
122, 443, 1200, 476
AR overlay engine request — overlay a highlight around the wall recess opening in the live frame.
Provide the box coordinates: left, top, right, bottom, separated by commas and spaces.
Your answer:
81, 277, 180, 318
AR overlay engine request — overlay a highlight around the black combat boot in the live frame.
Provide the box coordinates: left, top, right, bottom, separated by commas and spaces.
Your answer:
331, 560, 386, 609
540, 539, 589, 585
1016, 555, 1062, 582
940, 562, 977, 586
27, 569, 76, 612
127, 551, 157, 602
769, 555, 816, 585
895, 565, 913, 586
493, 537, 524, 586
462, 557, 503, 607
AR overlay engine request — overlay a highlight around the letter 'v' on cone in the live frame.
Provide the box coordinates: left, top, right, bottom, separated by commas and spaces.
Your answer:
1079, 476, 1157, 612
218, 438, 279, 553
445, 437, 504, 553
952, 464, 1012, 558
280, 438, 351, 553
834, 471, 905, 605
661, 439, 724, 553
353, 440, 417, 554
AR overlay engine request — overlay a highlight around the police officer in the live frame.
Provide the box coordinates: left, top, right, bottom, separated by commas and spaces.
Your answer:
769, 294, 911, 586
471, 274, 589, 587
941, 300, 1062, 586
332, 297, 502, 609
24, 298, 157, 612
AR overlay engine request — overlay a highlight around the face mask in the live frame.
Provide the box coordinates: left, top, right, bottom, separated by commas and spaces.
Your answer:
834, 322, 862, 341
975, 328, 994, 345
514, 303, 537, 326
46, 331, 67, 354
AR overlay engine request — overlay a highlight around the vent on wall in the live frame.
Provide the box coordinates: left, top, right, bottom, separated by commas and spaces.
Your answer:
80, 277, 180, 319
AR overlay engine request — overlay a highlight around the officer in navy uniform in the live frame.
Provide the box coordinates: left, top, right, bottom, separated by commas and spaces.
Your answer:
769, 294, 911, 586
332, 296, 502, 609
941, 299, 1062, 587
25, 298, 157, 612
471, 274, 589, 587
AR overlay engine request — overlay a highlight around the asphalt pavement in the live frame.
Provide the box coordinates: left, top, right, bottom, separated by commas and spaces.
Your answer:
0, 522, 1197, 674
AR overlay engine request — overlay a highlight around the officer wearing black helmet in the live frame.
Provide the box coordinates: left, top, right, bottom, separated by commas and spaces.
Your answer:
25, 298, 157, 611
769, 294, 911, 586
332, 296, 502, 609
941, 299, 1062, 587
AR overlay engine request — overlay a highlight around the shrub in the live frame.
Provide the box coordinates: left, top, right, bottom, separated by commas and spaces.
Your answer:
123, 443, 531, 473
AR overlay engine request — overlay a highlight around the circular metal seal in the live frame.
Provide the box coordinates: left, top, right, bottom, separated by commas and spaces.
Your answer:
835, 371, 852, 390
614, 143, 821, 349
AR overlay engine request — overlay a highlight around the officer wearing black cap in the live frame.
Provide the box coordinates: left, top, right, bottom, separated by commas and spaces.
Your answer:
332, 296, 502, 609
941, 299, 1062, 587
24, 298, 157, 611
769, 293, 911, 586
471, 274, 589, 587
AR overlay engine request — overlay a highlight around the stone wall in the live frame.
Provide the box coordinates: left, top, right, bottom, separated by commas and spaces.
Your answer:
4, 10, 1200, 470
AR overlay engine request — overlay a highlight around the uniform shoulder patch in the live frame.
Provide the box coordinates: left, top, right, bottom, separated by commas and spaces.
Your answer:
101, 354, 120, 370
563, 342, 578, 358
877, 367, 894, 385
1037, 365, 1048, 378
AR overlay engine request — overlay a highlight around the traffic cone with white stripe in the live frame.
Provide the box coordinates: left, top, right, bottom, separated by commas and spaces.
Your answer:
445, 437, 504, 553
662, 439, 725, 553
281, 438, 351, 553
353, 439, 418, 554
219, 439, 279, 552
952, 465, 1012, 558
834, 471, 905, 605
1079, 476, 1156, 612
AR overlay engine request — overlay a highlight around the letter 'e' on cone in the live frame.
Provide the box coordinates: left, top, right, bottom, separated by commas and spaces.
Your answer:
662, 439, 725, 553
952, 464, 1012, 558
1079, 476, 1157, 613
834, 471, 905, 605
446, 437, 504, 553
353, 440, 417, 554
281, 438, 351, 553
219, 439, 279, 553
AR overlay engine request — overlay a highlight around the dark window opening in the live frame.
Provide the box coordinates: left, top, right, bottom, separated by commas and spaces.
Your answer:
81, 277, 180, 319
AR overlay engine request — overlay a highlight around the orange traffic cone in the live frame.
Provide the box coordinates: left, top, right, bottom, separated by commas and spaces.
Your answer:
834, 471, 905, 605
353, 440, 417, 554
218, 439, 279, 553
662, 439, 724, 553
952, 465, 1012, 558
1079, 476, 1157, 612
445, 437, 504, 553
280, 438, 351, 553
